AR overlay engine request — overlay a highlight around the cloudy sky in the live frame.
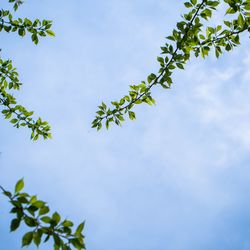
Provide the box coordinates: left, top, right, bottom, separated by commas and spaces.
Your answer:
1, 0, 250, 249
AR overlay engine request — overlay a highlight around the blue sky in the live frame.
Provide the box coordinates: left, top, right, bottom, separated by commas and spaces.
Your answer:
1, 0, 250, 249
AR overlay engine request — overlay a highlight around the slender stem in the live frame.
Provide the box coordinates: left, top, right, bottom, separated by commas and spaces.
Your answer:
200, 27, 248, 46
0, 17, 47, 31
0, 185, 6, 193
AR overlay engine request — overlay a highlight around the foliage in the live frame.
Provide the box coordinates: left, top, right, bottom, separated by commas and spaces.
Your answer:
0, 0, 53, 140
92, 0, 250, 130
1, 1, 86, 249
0, 179, 85, 249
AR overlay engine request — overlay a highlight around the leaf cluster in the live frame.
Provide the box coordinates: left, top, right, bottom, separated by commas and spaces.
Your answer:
92, 0, 250, 130
0, 179, 85, 250
0, 58, 51, 140
0, 9, 54, 44
0, 1, 54, 140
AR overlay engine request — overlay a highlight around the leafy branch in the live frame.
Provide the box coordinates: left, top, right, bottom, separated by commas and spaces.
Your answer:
0, 59, 51, 140
0, 2, 54, 140
0, 9, 55, 45
92, 0, 250, 130
1, 1, 85, 249
0, 179, 85, 250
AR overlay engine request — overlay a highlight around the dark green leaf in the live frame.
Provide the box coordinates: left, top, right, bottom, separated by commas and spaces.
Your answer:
33, 232, 41, 247
10, 218, 21, 232
52, 212, 61, 224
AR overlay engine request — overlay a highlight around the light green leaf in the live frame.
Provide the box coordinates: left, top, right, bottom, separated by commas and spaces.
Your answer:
15, 178, 24, 193
22, 232, 33, 247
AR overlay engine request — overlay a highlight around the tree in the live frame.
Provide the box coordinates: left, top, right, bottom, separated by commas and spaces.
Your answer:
1, 0, 250, 249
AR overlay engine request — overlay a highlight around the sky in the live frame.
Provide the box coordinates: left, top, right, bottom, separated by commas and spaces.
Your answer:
1, 0, 250, 249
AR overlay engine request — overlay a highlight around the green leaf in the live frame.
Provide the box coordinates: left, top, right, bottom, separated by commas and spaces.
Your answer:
24, 216, 37, 227
165, 76, 173, 85
54, 244, 60, 250
225, 43, 231, 51
128, 111, 136, 120
46, 30, 55, 37
10, 218, 21, 232
18, 28, 26, 37
53, 234, 61, 247
33, 232, 41, 247
39, 206, 50, 216
237, 13, 244, 27
22, 232, 33, 247
15, 178, 24, 193
184, 2, 192, 8
244, 3, 250, 10
33, 200, 45, 208
176, 63, 184, 69
41, 216, 51, 223
226, 7, 236, 14
105, 119, 109, 129
70, 238, 84, 249
62, 220, 74, 227
3, 190, 12, 198
116, 114, 124, 121
52, 212, 61, 224
75, 221, 85, 236
147, 73, 156, 84
31, 33, 39, 45
157, 56, 164, 65
10, 118, 18, 124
